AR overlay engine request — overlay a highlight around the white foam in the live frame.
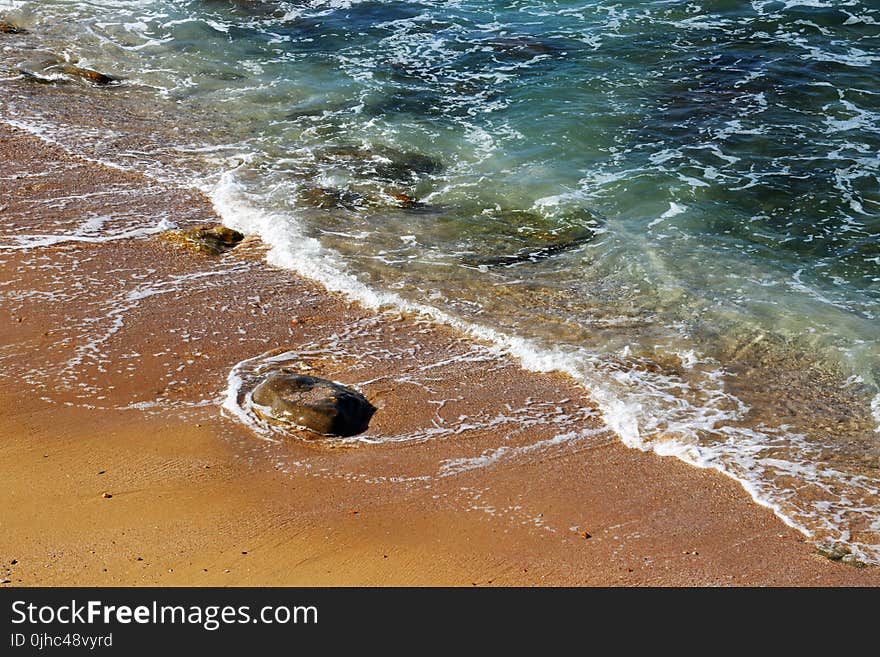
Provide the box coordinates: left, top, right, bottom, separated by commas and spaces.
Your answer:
221, 357, 279, 443
1, 118, 134, 174
439, 428, 607, 476
0, 222, 173, 250
872, 394, 880, 433
647, 202, 687, 228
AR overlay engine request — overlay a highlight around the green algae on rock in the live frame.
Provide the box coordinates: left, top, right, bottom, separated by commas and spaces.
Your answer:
0, 20, 27, 34
161, 223, 244, 256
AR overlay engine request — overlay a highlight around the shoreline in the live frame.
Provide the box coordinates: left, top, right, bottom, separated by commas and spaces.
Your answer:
1, 123, 878, 586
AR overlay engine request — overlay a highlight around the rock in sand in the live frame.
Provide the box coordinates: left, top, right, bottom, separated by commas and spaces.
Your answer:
251, 371, 376, 438
0, 20, 27, 34
161, 223, 244, 256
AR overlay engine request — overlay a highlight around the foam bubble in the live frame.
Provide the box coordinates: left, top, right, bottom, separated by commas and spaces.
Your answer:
872, 394, 880, 433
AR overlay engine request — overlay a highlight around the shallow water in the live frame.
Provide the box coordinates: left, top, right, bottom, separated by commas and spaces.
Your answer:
1, 0, 878, 563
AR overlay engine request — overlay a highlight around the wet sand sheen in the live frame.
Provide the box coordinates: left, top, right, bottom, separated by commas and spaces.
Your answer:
0, 124, 876, 586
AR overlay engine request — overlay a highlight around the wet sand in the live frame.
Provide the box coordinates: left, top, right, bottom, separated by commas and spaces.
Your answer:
1, 123, 877, 586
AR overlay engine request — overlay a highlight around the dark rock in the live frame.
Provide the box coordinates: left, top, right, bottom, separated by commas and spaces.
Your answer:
57, 64, 118, 86
161, 223, 244, 255
0, 20, 26, 34
488, 36, 560, 59
375, 149, 444, 180
318, 145, 444, 183
286, 106, 329, 120
299, 185, 421, 211
18, 56, 120, 86
251, 371, 376, 438
390, 192, 421, 208
461, 208, 602, 268
319, 145, 377, 162
363, 89, 456, 120
816, 544, 850, 561
300, 186, 365, 211
469, 231, 596, 268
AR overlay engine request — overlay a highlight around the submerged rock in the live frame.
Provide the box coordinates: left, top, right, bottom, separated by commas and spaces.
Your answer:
299, 184, 422, 212
374, 149, 444, 181
488, 36, 561, 59
390, 192, 421, 208
468, 230, 596, 268
58, 64, 118, 86
18, 56, 120, 86
460, 208, 603, 268
251, 371, 376, 438
161, 223, 244, 255
318, 145, 444, 183
300, 186, 366, 211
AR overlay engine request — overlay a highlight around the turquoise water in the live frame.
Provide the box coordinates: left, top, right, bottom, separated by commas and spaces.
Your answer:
1, 0, 878, 562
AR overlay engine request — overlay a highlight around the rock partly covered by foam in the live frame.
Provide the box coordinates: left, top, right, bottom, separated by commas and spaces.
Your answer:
251, 371, 376, 438
18, 55, 120, 86
57, 64, 118, 86
299, 185, 423, 211
0, 20, 27, 34
160, 223, 244, 255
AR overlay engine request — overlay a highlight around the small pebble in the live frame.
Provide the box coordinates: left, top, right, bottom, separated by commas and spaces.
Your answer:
102, 492, 112, 499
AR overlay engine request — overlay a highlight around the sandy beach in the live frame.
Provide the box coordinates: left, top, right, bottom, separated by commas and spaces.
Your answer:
1, 123, 877, 587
